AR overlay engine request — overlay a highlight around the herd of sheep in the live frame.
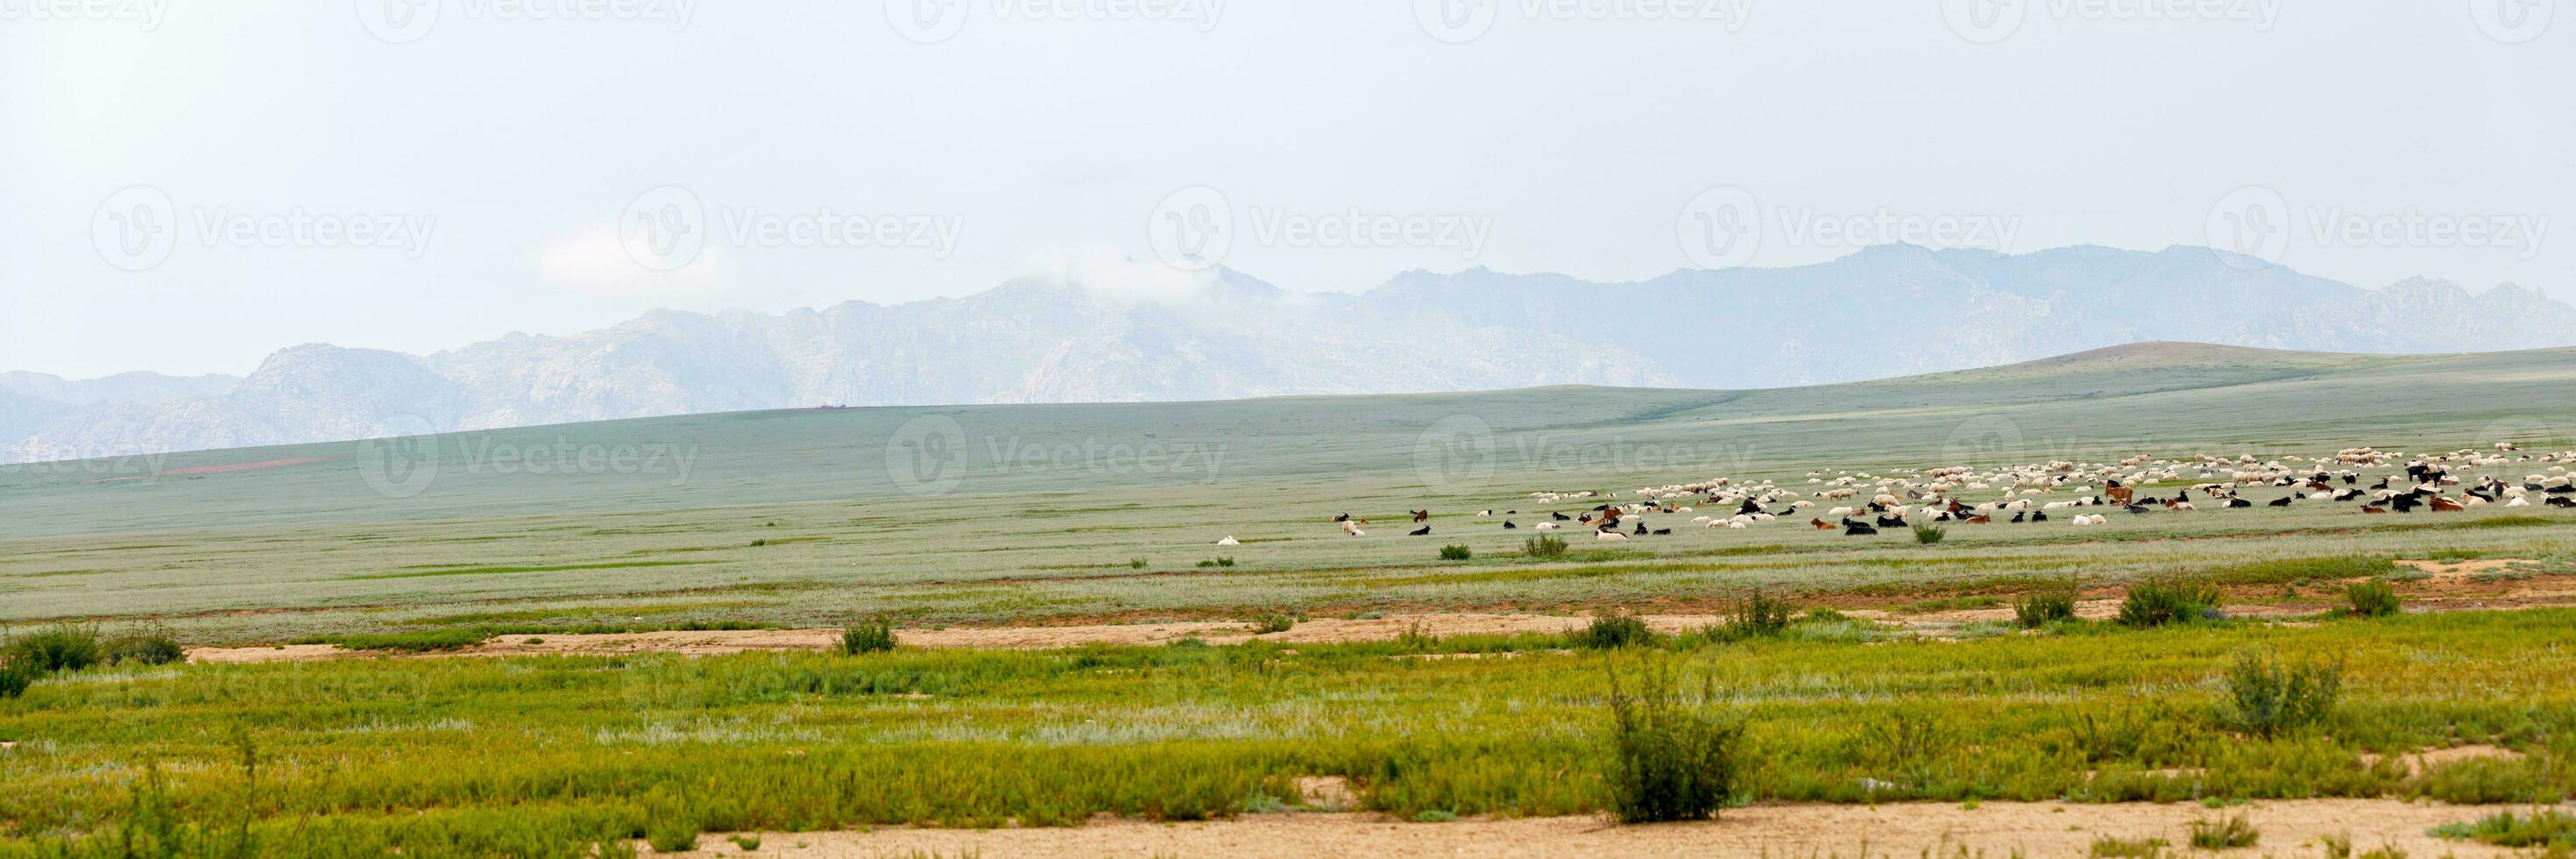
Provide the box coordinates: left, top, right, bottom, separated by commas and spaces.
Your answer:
1280, 443, 2576, 543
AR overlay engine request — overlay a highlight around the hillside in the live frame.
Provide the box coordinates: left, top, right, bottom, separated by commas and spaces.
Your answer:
4, 342, 2570, 541
5, 245, 2571, 465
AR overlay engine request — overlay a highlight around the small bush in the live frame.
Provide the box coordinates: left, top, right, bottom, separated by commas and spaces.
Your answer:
1438, 544, 1472, 561
1602, 663, 1741, 823
2345, 579, 2401, 618
2013, 579, 2080, 628
2428, 809, 2576, 848
103, 635, 185, 667
1249, 614, 1297, 634
1723, 589, 1794, 640
2117, 579, 2223, 628
1129, 557, 1149, 569
3, 625, 103, 673
838, 616, 896, 655
1910, 523, 1948, 544
2188, 813, 2259, 849
1524, 535, 1568, 557
730, 834, 761, 851
644, 820, 700, 853
0, 662, 31, 699
2223, 650, 2339, 737
1194, 557, 1236, 568
1570, 611, 1657, 650
1394, 622, 1438, 653
748, 538, 768, 547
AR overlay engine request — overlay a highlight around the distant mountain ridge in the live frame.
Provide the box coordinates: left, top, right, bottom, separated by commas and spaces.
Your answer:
6, 244, 2572, 464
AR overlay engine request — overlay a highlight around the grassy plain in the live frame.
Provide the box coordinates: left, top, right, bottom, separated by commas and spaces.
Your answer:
5, 342, 2576, 854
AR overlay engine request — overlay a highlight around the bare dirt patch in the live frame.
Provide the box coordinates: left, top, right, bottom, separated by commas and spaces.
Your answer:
662, 799, 2518, 858
2360, 743, 2526, 777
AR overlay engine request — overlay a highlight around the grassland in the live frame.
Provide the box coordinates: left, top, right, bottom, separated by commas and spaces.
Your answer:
4, 342, 2576, 854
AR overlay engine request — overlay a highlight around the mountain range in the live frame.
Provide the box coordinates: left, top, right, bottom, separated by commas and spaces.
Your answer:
7, 244, 2571, 465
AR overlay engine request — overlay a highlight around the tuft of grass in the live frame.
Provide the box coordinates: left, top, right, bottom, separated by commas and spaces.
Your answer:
2088, 835, 2170, 858
1523, 535, 1568, 558
1910, 523, 1948, 544
1439, 544, 1472, 561
2013, 579, 2080, 628
2117, 579, 2223, 628
838, 616, 897, 656
2188, 813, 2259, 849
1193, 557, 1236, 568
645, 820, 700, 853
2427, 808, 2576, 848
2345, 579, 2401, 618
731, 834, 762, 851
1569, 610, 1658, 650
1249, 614, 1297, 634
3, 625, 103, 673
1602, 662, 1741, 823
1129, 557, 1149, 569
0, 661, 31, 699
2223, 650, 2339, 738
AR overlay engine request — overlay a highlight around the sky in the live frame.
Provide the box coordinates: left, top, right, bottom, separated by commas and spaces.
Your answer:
1, 0, 2569, 379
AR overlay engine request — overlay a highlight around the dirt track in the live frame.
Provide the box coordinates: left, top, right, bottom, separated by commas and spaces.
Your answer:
656, 799, 2528, 857
182, 560, 2571, 664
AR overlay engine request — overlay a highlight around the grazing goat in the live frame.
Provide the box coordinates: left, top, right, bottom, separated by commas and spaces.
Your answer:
1408, 525, 1431, 536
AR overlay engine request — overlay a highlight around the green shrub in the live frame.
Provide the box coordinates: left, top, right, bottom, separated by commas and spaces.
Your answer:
1910, 523, 1947, 544
1602, 663, 1741, 823
2117, 579, 2223, 628
1570, 611, 1657, 650
2428, 809, 2576, 848
1249, 614, 1297, 634
0, 661, 31, 699
1194, 557, 1236, 568
2345, 579, 2401, 618
1438, 544, 1472, 561
2223, 650, 2339, 737
1723, 589, 1793, 640
2013, 579, 2080, 628
1394, 622, 1438, 653
2187, 813, 2259, 848
3, 625, 103, 673
838, 616, 897, 655
644, 820, 699, 853
104, 635, 185, 667
730, 834, 761, 851
1129, 557, 1149, 569
1523, 535, 1568, 557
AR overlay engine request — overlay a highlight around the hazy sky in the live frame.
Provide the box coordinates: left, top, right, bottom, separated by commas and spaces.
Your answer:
3, 0, 2568, 378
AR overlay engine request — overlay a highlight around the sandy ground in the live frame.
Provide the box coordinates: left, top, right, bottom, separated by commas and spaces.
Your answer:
653, 799, 2535, 857
186, 565, 2576, 664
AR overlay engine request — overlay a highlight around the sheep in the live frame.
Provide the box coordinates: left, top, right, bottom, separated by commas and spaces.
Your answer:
1341, 521, 1365, 536
1596, 529, 1628, 541
1216, 536, 1239, 546
1533, 522, 1560, 530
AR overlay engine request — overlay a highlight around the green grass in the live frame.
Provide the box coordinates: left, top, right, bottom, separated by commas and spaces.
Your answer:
4, 608, 2574, 855
2428, 808, 2576, 848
